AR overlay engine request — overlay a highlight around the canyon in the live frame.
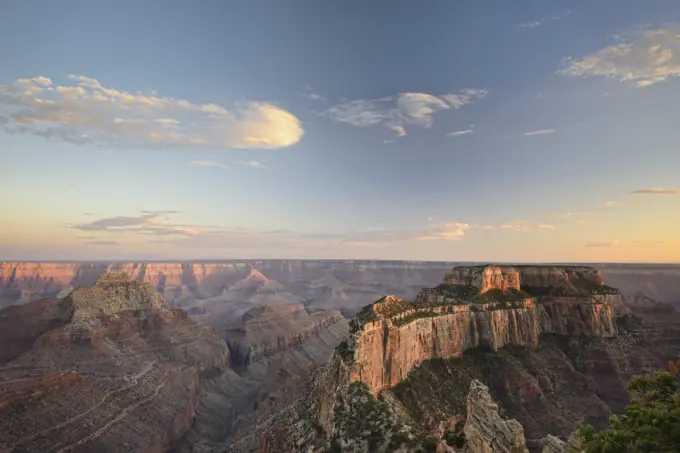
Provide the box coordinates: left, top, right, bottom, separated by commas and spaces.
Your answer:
1, 263, 679, 452
259, 265, 680, 452
2, 261, 679, 318
0, 271, 348, 453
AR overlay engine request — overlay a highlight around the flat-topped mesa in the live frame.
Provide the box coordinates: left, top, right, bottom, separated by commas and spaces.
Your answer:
95, 270, 131, 285
328, 265, 620, 396
444, 265, 521, 293
443, 264, 614, 298
65, 271, 167, 321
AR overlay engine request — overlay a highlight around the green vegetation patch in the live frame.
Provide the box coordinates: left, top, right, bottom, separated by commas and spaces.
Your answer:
577, 360, 680, 453
392, 310, 442, 327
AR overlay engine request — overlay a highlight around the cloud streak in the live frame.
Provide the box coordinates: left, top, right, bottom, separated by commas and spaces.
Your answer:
558, 28, 680, 87
631, 188, 680, 195
236, 160, 267, 168
324, 89, 487, 136
518, 12, 570, 29
0, 75, 304, 149
523, 129, 556, 136
446, 129, 474, 137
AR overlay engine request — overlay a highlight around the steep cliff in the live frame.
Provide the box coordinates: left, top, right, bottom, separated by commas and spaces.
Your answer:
226, 301, 347, 368
256, 265, 679, 453
342, 265, 618, 394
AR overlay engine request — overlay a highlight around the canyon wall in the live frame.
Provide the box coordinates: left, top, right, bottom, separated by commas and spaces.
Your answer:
226, 302, 347, 367
348, 298, 616, 394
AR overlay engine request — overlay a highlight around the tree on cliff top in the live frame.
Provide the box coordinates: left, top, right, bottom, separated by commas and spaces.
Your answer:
578, 360, 680, 453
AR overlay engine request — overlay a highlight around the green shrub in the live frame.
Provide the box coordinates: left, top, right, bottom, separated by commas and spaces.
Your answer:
577, 360, 680, 453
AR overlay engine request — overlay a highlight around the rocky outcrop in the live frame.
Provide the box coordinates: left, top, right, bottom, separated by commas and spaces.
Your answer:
445, 265, 521, 293
0, 273, 229, 453
64, 271, 168, 322
444, 265, 608, 298
226, 301, 347, 367
308, 265, 622, 444
464, 379, 529, 453
348, 298, 616, 394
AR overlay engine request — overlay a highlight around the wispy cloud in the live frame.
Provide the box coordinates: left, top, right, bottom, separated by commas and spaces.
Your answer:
304, 84, 326, 101
631, 188, 680, 195
558, 28, 680, 87
324, 89, 487, 136
71, 211, 200, 237
518, 21, 542, 29
446, 128, 474, 137
585, 240, 620, 248
236, 160, 267, 169
186, 160, 228, 169
518, 12, 570, 29
0, 75, 304, 149
523, 128, 556, 136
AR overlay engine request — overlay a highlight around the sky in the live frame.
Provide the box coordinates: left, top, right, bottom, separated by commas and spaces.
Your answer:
1, 0, 680, 262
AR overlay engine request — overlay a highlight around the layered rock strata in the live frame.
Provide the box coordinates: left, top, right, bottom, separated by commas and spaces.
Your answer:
308, 265, 622, 445
0, 272, 229, 453
344, 265, 619, 394
226, 301, 346, 368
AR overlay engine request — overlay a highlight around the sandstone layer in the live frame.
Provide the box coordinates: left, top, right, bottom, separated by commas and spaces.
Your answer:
226, 300, 346, 368
345, 265, 618, 394
260, 265, 680, 452
0, 272, 229, 453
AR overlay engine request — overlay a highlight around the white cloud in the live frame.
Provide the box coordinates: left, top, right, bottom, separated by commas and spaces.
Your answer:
631, 188, 680, 194
0, 75, 303, 149
519, 21, 542, 29
558, 28, 680, 87
324, 88, 487, 135
186, 160, 228, 168
236, 160, 267, 168
523, 128, 556, 136
518, 12, 569, 29
390, 125, 406, 137
446, 129, 474, 137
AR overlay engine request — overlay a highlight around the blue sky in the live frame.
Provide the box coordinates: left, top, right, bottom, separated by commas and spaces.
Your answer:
1, 0, 680, 262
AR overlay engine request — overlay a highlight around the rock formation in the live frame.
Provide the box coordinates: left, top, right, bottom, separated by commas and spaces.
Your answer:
0, 272, 229, 453
258, 264, 680, 453
226, 301, 346, 368
464, 379, 529, 453
344, 265, 618, 394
